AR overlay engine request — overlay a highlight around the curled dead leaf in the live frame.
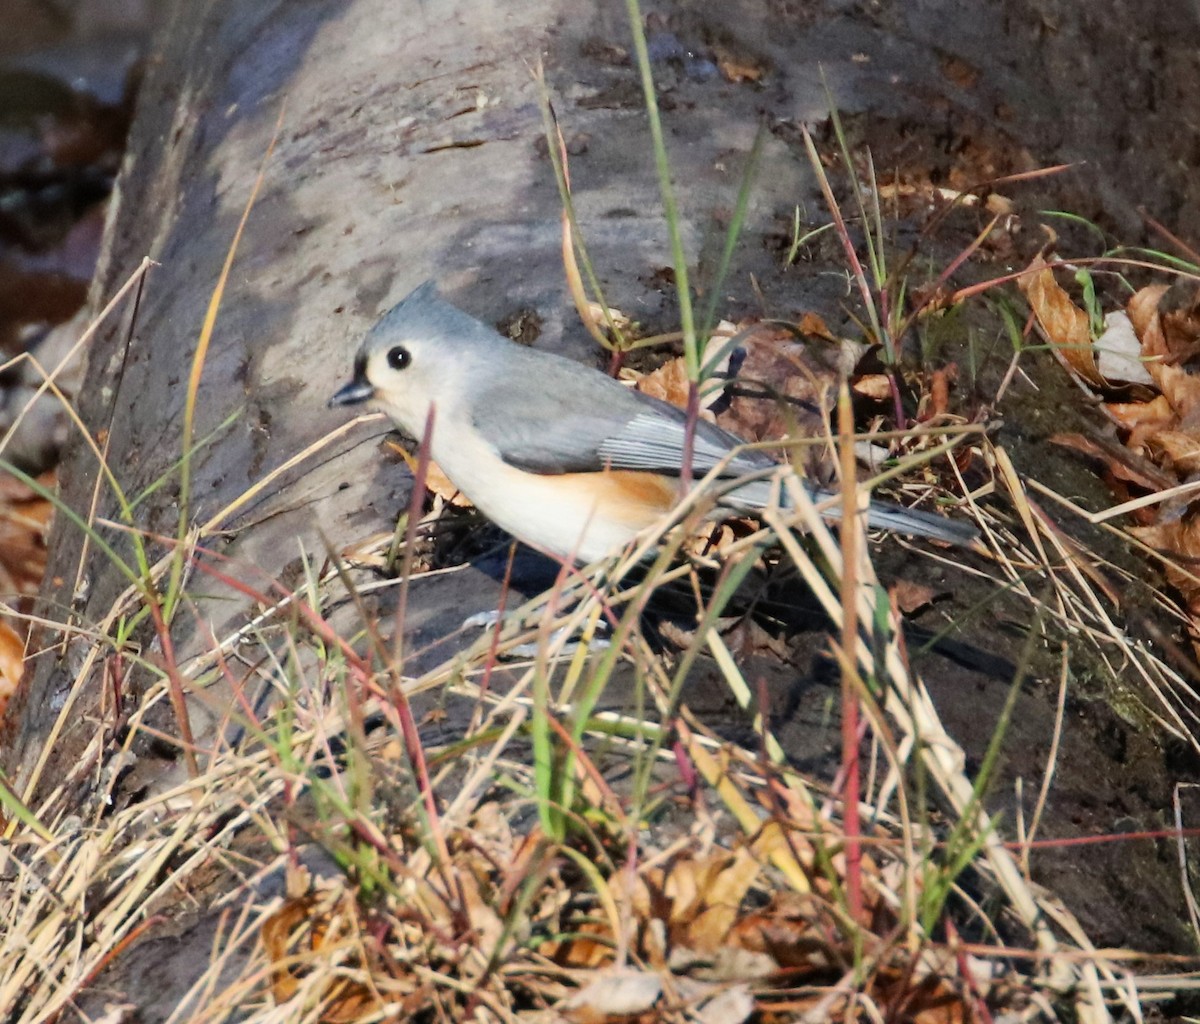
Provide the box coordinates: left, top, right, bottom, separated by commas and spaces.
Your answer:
584, 301, 632, 338
634, 353, 708, 417
852, 374, 892, 401
1127, 285, 1200, 427
1018, 253, 1103, 388
1049, 433, 1176, 492
1126, 284, 1171, 354
1103, 394, 1177, 450
1147, 429, 1200, 475
262, 889, 385, 1019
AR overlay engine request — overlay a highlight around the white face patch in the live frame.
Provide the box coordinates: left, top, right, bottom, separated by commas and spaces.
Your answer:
365, 339, 441, 440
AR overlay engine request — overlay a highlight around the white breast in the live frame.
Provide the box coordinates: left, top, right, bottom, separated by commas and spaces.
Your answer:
428, 417, 662, 563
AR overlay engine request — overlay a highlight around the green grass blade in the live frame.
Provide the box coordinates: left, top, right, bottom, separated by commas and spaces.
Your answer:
625, 0, 698, 378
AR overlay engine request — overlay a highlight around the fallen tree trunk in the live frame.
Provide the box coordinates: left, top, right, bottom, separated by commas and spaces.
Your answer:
0, 0, 821, 801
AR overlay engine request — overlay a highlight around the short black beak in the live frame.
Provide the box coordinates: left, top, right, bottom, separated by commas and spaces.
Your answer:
328, 376, 375, 408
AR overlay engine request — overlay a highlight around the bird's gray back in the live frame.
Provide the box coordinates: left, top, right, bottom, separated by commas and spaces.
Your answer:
468, 341, 775, 478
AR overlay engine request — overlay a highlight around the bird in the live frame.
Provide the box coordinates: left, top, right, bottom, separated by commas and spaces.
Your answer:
328, 282, 978, 563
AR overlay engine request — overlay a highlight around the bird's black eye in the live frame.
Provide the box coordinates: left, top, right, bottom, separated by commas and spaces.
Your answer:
386, 345, 411, 371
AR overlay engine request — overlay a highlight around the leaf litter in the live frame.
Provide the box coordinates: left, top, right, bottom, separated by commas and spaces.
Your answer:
1021, 253, 1200, 655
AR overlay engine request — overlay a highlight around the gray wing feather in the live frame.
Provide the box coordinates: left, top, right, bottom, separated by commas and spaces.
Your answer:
470, 350, 772, 477
596, 406, 776, 475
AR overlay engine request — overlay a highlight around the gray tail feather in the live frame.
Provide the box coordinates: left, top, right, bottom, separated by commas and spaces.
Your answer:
857, 497, 980, 545
721, 476, 979, 547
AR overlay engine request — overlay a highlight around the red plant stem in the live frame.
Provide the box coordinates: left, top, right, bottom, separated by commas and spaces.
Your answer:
886, 370, 907, 431
384, 407, 452, 870
476, 541, 517, 706
875, 286, 908, 430
945, 918, 997, 1024
145, 587, 199, 779
189, 525, 450, 872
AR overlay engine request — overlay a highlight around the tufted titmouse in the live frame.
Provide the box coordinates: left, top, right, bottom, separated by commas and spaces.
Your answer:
329, 282, 977, 563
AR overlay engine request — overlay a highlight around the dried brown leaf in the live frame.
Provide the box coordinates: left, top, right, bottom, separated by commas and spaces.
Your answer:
715, 324, 839, 476
262, 889, 386, 1020
892, 579, 939, 615
1161, 301, 1200, 365
665, 854, 729, 932
1018, 253, 1103, 387
0, 470, 52, 600
320, 981, 388, 1024
876, 964, 967, 1024
1127, 284, 1172, 356
1128, 285, 1200, 425
584, 301, 632, 337
852, 374, 892, 401
718, 56, 764, 83
546, 921, 615, 969
796, 310, 835, 341
634, 353, 697, 414
687, 904, 741, 953
1104, 394, 1177, 447
727, 891, 831, 972
634, 321, 840, 484
1129, 516, 1200, 619
1050, 432, 1176, 492
1147, 429, 1200, 475
262, 895, 316, 1003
